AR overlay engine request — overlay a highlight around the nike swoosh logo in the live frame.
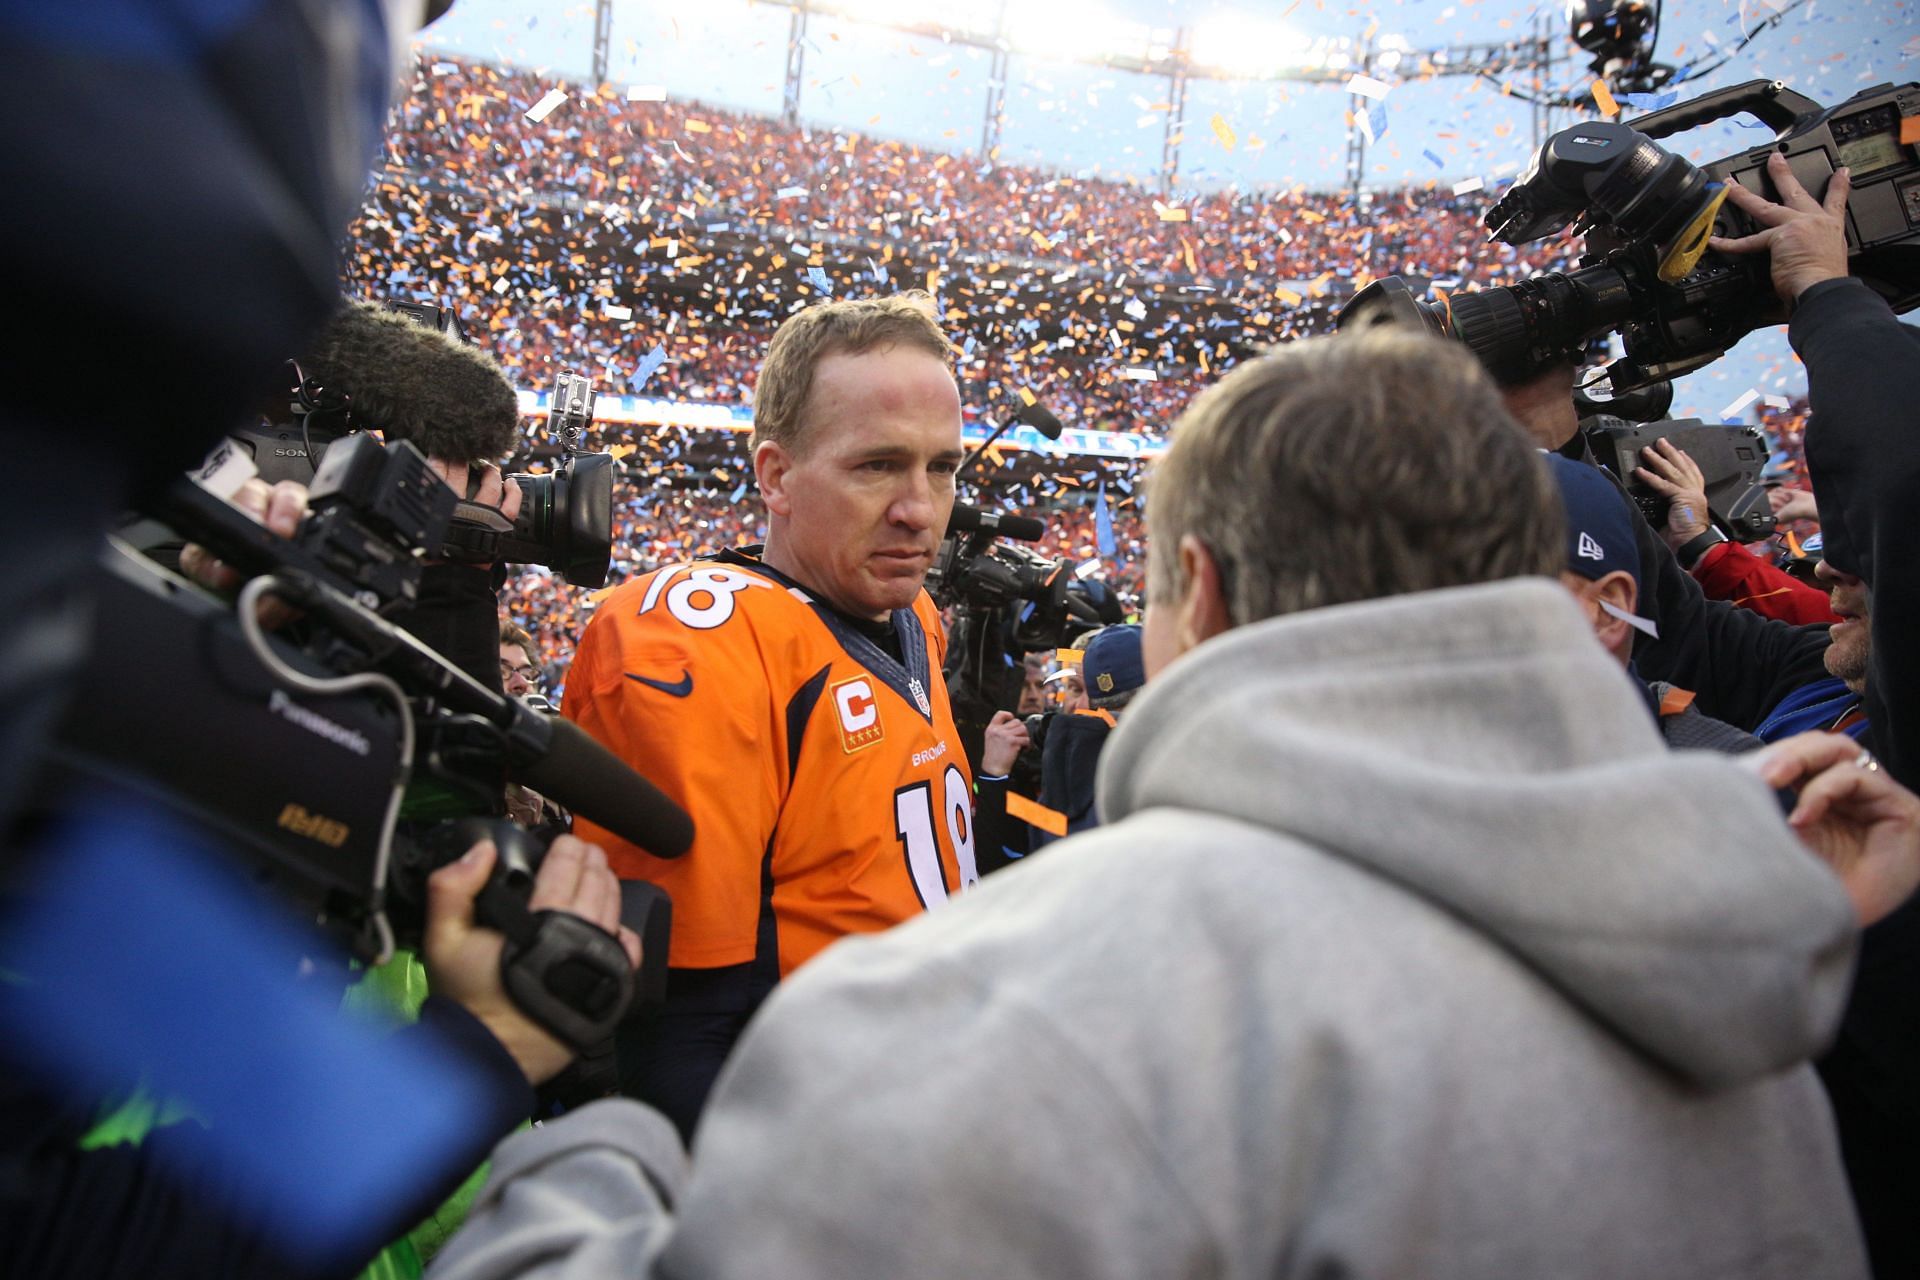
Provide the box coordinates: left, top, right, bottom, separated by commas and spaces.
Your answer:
626, 670, 693, 697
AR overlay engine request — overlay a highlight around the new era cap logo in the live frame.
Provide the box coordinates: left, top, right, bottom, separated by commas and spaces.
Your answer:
1577, 531, 1605, 562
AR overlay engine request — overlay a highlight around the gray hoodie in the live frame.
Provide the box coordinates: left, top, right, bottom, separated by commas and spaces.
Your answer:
432, 578, 1867, 1280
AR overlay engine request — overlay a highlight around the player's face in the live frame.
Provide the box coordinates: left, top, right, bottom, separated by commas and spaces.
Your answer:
759, 346, 964, 621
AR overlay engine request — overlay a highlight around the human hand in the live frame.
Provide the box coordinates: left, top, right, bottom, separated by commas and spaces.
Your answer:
980, 709, 1032, 777
180, 477, 308, 592
1768, 486, 1820, 524
180, 477, 309, 628
423, 836, 642, 1085
1632, 439, 1712, 552
1748, 733, 1920, 927
426, 457, 525, 569
1709, 152, 1851, 305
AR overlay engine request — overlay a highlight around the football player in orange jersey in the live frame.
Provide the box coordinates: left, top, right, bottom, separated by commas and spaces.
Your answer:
564, 294, 976, 1139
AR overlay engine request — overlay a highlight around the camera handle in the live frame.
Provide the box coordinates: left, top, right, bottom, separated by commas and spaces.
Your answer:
457, 818, 643, 1054
1628, 78, 1821, 142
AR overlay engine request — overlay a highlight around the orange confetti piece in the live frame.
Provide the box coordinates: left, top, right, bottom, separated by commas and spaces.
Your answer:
685, 118, 712, 133
1591, 80, 1620, 118
1005, 792, 1068, 837
1210, 113, 1237, 152
1018, 387, 1038, 407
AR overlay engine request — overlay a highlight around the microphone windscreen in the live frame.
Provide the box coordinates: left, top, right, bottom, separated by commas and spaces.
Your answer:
1018, 402, 1065, 440
302, 301, 521, 463
513, 719, 695, 859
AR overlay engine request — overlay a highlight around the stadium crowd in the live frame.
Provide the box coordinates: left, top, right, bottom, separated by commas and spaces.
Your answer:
345, 54, 1576, 443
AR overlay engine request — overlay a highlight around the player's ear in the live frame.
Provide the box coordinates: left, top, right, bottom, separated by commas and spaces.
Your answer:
755, 438, 795, 518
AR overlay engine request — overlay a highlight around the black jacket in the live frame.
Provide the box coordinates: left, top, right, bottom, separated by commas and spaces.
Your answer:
1786, 277, 1920, 1280
1791, 277, 1918, 789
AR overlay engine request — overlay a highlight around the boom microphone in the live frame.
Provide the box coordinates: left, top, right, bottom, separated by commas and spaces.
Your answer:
1015, 401, 1065, 440
516, 720, 695, 859
262, 560, 694, 860
300, 300, 522, 463
948, 502, 1046, 543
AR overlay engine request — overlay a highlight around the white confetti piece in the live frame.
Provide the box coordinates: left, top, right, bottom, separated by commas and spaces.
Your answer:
1451, 177, 1485, 195
525, 89, 568, 122
191, 439, 258, 501
1720, 388, 1760, 419
1119, 367, 1159, 381
431, 63, 460, 76
492, 276, 512, 294
627, 84, 667, 102
1345, 73, 1393, 100
775, 186, 809, 200
603, 302, 633, 320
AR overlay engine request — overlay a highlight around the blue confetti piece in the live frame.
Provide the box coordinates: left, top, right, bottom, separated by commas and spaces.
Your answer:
631, 344, 668, 390
806, 265, 833, 296
730, 481, 748, 503
1619, 90, 1680, 111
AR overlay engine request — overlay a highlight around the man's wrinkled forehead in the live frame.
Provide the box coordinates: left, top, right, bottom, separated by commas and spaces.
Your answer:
797, 346, 961, 449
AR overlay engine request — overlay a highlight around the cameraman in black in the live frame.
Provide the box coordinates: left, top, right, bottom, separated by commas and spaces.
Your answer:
1708, 150, 1920, 1280
1495, 149, 1917, 1280
974, 625, 1146, 874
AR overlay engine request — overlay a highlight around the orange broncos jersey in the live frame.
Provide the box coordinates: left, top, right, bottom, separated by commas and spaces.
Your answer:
564, 550, 977, 975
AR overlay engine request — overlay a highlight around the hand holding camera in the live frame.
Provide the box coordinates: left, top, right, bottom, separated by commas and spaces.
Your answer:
1712, 151, 1853, 306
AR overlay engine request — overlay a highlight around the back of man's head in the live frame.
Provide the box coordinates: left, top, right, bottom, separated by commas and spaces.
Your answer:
1146, 331, 1562, 628
752, 293, 953, 456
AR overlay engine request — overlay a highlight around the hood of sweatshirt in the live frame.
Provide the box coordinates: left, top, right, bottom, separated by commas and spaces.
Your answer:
1097, 578, 1857, 1088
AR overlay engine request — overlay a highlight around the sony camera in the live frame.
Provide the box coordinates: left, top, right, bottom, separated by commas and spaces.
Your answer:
1340, 79, 1920, 392
234, 301, 616, 588
441, 371, 616, 588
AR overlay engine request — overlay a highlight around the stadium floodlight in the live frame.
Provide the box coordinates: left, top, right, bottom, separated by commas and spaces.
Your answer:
824, 0, 1001, 36
1005, 2, 1145, 63
1375, 31, 1411, 71
1188, 14, 1314, 77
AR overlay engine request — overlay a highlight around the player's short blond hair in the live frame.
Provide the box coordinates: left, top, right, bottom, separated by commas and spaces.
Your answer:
752, 293, 954, 456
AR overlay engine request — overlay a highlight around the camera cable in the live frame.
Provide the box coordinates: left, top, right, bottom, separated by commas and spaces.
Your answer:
236, 574, 414, 965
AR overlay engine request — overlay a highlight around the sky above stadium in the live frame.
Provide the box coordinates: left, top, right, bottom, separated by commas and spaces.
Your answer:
416, 0, 1917, 418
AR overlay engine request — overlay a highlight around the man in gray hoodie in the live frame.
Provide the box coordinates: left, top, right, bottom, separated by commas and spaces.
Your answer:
431, 331, 1880, 1279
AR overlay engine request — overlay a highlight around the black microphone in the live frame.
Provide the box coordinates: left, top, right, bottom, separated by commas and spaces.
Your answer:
300, 300, 522, 463
1016, 401, 1066, 440
515, 719, 695, 859
241, 549, 694, 860
948, 502, 1046, 543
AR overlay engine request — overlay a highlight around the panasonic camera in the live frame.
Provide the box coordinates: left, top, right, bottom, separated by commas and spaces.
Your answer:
35, 434, 687, 1049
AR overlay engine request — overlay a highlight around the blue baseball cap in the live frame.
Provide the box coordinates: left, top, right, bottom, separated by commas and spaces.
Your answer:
1081, 624, 1145, 710
1544, 454, 1658, 638
1546, 455, 1639, 587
